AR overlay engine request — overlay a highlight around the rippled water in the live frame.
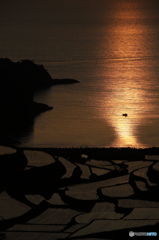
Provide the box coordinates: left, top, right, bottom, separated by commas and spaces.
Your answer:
1, 0, 159, 148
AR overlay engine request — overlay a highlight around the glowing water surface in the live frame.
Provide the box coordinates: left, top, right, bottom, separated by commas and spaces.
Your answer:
1, 0, 159, 147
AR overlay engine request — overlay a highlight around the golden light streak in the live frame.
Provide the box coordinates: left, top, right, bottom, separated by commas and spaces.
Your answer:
98, 0, 153, 148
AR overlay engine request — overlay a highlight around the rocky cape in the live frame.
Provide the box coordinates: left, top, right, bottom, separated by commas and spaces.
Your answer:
0, 58, 79, 143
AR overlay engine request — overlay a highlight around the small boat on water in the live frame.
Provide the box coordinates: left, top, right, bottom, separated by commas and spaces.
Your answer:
122, 113, 128, 117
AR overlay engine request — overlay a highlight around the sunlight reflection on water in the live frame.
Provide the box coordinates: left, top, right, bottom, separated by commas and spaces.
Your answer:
98, 1, 156, 148
2, 0, 159, 148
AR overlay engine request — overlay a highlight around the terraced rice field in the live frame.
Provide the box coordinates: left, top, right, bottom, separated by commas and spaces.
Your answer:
0, 146, 159, 239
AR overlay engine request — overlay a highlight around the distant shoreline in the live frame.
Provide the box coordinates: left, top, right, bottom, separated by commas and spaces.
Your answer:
1, 144, 159, 161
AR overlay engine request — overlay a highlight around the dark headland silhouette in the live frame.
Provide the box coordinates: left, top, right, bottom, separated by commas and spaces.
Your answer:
0, 58, 79, 144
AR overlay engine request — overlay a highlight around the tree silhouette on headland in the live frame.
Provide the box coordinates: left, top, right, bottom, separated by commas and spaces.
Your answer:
0, 58, 54, 116
0, 58, 53, 144
0, 58, 78, 144
0, 58, 79, 144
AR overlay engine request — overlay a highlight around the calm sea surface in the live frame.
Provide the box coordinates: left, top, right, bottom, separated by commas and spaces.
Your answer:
1, 0, 159, 148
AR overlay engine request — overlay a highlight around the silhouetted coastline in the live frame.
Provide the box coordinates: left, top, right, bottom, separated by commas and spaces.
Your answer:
0, 58, 79, 145
2, 144, 159, 161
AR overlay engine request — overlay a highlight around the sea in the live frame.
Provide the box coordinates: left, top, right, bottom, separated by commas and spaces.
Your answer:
1, 0, 159, 148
